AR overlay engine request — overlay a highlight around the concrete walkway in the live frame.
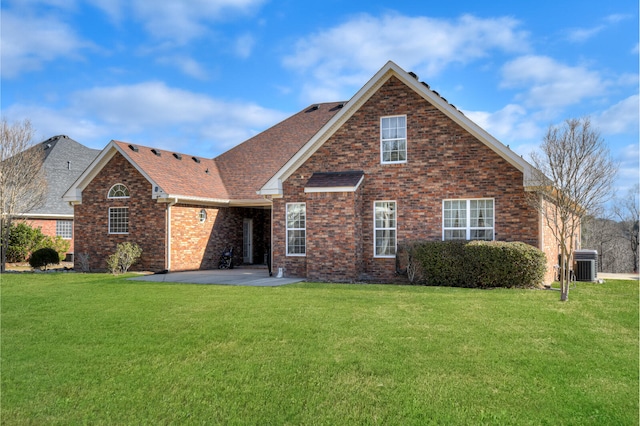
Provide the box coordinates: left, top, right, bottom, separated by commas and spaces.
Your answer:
597, 272, 639, 281
127, 267, 304, 286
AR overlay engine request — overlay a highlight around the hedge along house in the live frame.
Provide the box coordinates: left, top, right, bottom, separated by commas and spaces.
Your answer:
65, 61, 563, 283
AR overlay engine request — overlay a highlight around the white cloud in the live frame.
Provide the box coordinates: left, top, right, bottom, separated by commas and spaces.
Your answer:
2, 82, 287, 156
594, 95, 640, 135
127, 0, 266, 43
283, 13, 530, 102
501, 55, 608, 110
566, 26, 604, 43
0, 10, 90, 78
234, 34, 255, 58
156, 55, 209, 80
464, 104, 541, 143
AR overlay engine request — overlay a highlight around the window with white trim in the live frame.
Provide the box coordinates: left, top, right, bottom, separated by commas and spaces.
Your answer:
381, 116, 407, 163
108, 183, 130, 198
443, 199, 494, 241
198, 209, 207, 223
56, 220, 73, 239
286, 203, 306, 255
109, 207, 129, 234
374, 201, 396, 257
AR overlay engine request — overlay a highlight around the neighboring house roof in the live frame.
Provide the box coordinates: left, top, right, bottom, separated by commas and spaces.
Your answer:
259, 61, 536, 196
22, 135, 100, 218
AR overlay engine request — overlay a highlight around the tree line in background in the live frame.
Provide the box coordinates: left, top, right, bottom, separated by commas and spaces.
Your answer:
582, 184, 639, 274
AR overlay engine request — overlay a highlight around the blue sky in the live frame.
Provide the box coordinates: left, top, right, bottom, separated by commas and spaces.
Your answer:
2, 0, 638, 198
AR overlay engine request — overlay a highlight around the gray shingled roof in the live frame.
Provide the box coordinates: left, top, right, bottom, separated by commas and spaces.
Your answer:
27, 135, 100, 216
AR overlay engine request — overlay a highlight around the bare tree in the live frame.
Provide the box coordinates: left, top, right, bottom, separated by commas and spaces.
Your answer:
614, 184, 639, 273
529, 117, 617, 301
0, 119, 47, 272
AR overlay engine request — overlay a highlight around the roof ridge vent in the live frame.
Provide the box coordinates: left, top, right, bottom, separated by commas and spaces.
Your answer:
128, 144, 139, 152
306, 104, 319, 112
173, 153, 182, 160
151, 149, 161, 157
192, 156, 200, 163
408, 71, 419, 80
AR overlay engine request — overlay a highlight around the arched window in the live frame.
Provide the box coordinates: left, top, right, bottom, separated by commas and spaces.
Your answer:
108, 184, 130, 198
198, 209, 207, 223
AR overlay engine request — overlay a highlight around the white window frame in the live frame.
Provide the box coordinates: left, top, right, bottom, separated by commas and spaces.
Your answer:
442, 199, 495, 241
56, 220, 73, 239
380, 115, 407, 164
286, 203, 306, 256
374, 201, 397, 258
109, 207, 129, 234
198, 209, 207, 223
108, 183, 130, 199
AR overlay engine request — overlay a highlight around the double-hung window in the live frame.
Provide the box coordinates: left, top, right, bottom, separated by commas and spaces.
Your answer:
381, 116, 407, 163
109, 207, 129, 234
443, 199, 494, 241
286, 203, 306, 256
374, 201, 397, 257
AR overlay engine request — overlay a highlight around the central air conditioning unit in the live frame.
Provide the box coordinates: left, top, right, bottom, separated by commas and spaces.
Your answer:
574, 249, 598, 282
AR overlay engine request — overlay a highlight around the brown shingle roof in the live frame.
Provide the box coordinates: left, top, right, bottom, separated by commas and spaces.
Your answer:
214, 102, 345, 200
113, 141, 229, 200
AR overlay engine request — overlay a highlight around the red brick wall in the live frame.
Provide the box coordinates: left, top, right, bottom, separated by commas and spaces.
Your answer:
74, 152, 167, 272
18, 218, 73, 259
274, 76, 541, 282
170, 205, 271, 271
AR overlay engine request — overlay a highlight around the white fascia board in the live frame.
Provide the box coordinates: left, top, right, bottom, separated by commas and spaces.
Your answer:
62, 140, 162, 204
393, 64, 537, 184
13, 213, 74, 220
258, 64, 395, 196
258, 60, 536, 194
158, 195, 230, 207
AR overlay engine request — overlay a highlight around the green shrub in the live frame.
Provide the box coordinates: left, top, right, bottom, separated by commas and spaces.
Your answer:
37, 235, 71, 262
107, 242, 142, 275
29, 247, 60, 270
5, 222, 45, 263
397, 240, 547, 288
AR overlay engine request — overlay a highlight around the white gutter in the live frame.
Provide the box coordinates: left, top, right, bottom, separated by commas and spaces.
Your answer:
166, 198, 177, 271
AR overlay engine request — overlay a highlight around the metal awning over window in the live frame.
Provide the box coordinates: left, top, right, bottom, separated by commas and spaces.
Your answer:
304, 171, 364, 193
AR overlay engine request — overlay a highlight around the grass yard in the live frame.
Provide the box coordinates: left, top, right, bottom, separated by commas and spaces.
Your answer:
1, 273, 638, 425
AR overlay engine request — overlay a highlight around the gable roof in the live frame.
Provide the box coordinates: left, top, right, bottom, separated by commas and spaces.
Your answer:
214, 102, 345, 200
64, 102, 345, 206
259, 61, 536, 196
64, 140, 231, 205
23, 135, 99, 218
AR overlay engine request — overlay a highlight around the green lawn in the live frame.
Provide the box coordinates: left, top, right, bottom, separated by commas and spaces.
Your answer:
2, 274, 638, 425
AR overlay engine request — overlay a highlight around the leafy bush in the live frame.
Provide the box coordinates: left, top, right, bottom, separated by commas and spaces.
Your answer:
107, 242, 142, 275
397, 240, 547, 288
3, 223, 71, 263
6, 222, 45, 262
37, 235, 71, 263
29, 247, 60, 270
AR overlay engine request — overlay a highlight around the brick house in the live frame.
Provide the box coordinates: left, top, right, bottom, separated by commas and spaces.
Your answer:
65, 61, 562, 283
16, 135, 99, 259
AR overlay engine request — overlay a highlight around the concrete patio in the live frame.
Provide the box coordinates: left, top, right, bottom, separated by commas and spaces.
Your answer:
127, 267, 303, 286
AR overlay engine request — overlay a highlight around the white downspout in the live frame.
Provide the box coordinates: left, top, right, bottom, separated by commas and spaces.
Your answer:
166, 198, 178, 271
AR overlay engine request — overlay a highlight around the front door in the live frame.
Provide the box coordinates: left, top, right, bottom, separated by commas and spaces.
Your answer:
243, 218, 253, 264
